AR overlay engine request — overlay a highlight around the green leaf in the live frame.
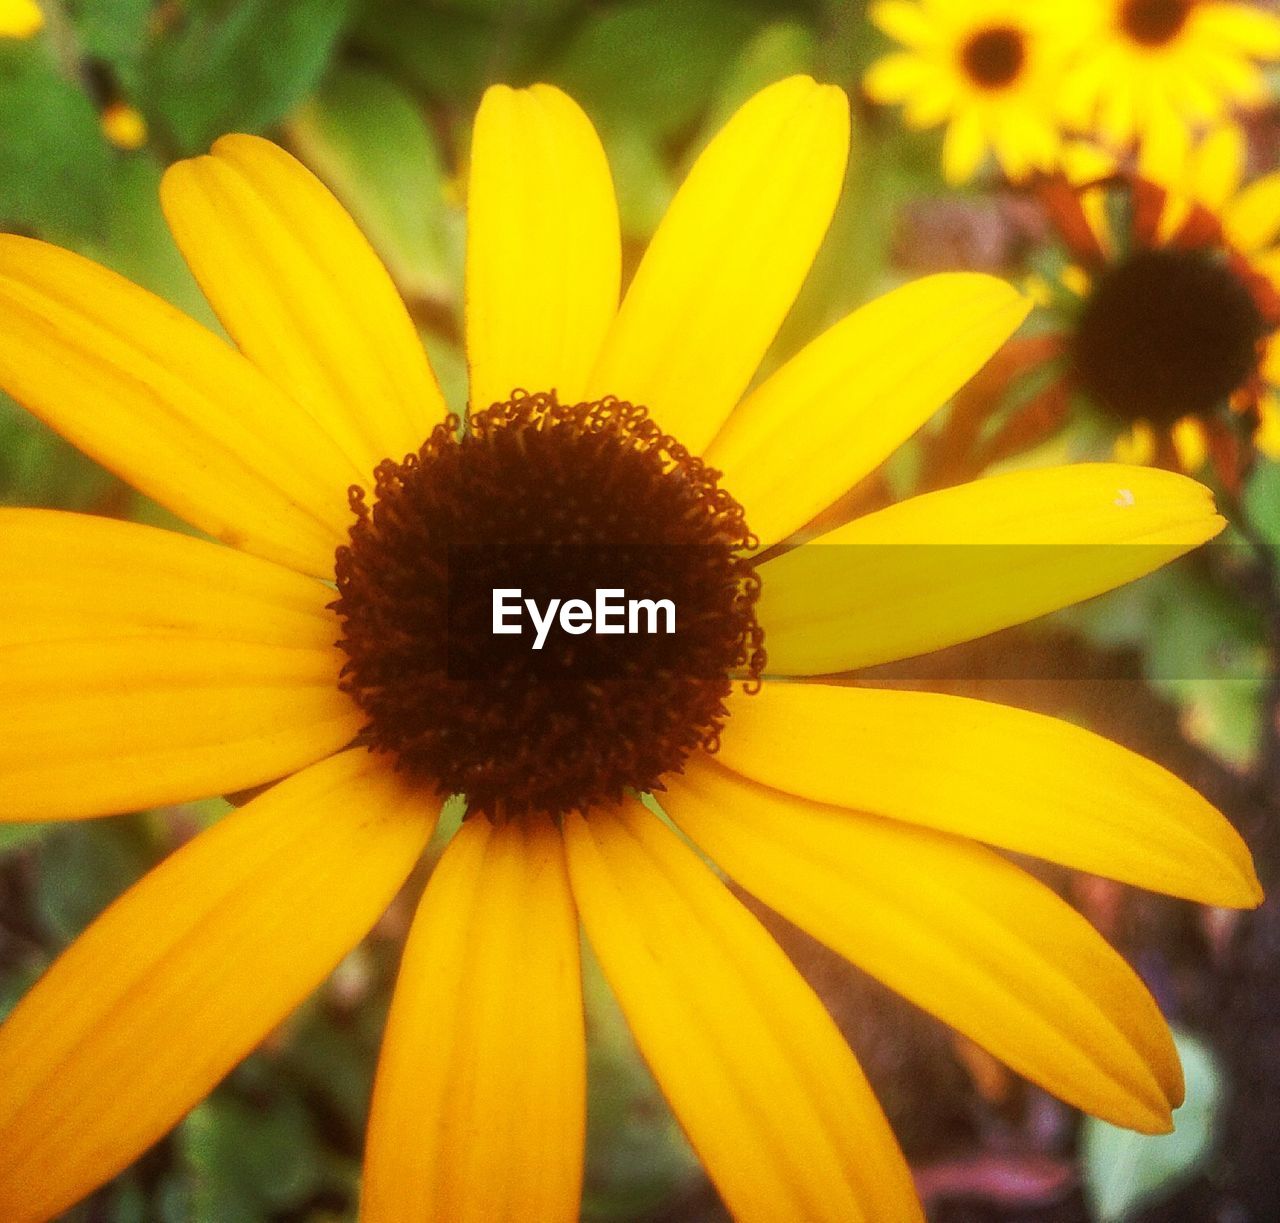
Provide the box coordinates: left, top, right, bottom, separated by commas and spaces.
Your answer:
351, 1, 546, 104
1243, 455, 1280, 547
182, 1090, 324, 1221
581, 947, 698, 1220
141, 0, 356, 154
287, 65, 460, 302
597, 123, 674, 239
550, 0, 768, 143
66, 0, 153, 71
0, 822, 50, 854
80, 151, 216, 324
1054, 562, 1267, 768
702, 20, 818, 133
0, 389, 120, 511
429, 0, 582, 18
1082, 1029, 1223, 1221
33, 816, 155, 945
0, 42, 110, 242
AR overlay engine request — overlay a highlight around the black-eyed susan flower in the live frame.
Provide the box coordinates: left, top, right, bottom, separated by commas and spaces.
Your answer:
1024, 141, 1280, 482
1060, 0, 1280, 173
0, 0, 41, 39
0, 77, 1262, 1222
864, 0, 1082, 183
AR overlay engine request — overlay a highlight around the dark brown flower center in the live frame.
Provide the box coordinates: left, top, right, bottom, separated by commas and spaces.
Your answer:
961, 26, 1026, 89
331, 390, 765, 821
1120, 0, 1192, 46
1071, 247, 1268, 427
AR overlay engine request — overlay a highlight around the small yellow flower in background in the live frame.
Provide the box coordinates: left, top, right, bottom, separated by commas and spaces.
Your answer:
1060, 0, 1280, 175
0, 0, 42, 40
0, 76, 1263, 1221
99, 100, 148, 151
864, 0, 1083, 183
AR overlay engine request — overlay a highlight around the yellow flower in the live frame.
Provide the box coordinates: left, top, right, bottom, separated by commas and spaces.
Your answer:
1060, 0, 1280, 173
100, 101, 148, 151
0, 0, 42, 39
0, 77, 1261, 1222
1039, 133, 1280, 476
864, 0, 1083, 183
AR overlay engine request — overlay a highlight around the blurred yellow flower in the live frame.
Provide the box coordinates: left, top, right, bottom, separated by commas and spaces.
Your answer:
1039, 158, 1280, 477
864, 0, 1085, 183
0, 75, 1261, 1223
0, 0, 42, 39
1061, 0, 1280, 173
99, 101, 148, 151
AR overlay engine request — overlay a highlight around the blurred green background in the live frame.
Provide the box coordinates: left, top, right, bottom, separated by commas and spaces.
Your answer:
3, 1, 1280, 1220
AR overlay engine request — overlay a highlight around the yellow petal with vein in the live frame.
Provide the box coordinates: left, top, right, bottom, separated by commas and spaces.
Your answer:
0, 235, 358, 575
0, 750, 434, 1223
162, 135, 446, 475
564, 802, 921, 1223
585, 76, 849, 454
715, 682, 1261, 907
666, 756, 1182, 1132
0, 634, 361, 821
757, 464, 1224, 674
363, 814, 584, 1222
466, 84, 620, 412
706, 274, 1030, 548
0, 509, 336, 648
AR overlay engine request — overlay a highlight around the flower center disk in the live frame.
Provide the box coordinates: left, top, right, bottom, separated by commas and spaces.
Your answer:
332, 390, 765, 820
961, 26, 1025, 89
1070, 246, 1268, 427
1120, 0, 1192, 46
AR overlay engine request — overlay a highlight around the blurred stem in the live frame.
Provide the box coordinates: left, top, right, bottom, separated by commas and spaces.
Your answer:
36, 0, 82, 79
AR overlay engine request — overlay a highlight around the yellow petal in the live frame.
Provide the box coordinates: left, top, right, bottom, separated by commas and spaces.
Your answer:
869, 0, 938, 49
161, 135, 447, 476
0, 235, 359, 576
1113, 420, 1158, 465
715, 682, 1261, 907
466, 85, 621, 412
862, 52, 932, 104
1223, 169, 1280, 253
363, 814, 584, 1222
706, 274, 1031, 548
666, 756, 1182, 1133
585, 76, 849, 454
1186, 124, 1246, 210
0, 750, 434, 1223
564, 802, 921, 1223
941, 108, 987, 185
1193, 3, 1280, 57
1256, 391, 1280, 458
0, 509, 338, 648
1171, 416, 1209, 472
0, 634, 361, 821
756, 463, 1225, 673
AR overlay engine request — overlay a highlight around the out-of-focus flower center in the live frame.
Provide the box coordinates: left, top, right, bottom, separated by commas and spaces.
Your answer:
331, 390, 765, 820
1071, 246, 1268, 427
1120, 0, 1192, 46
960, 26, 1026, 89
